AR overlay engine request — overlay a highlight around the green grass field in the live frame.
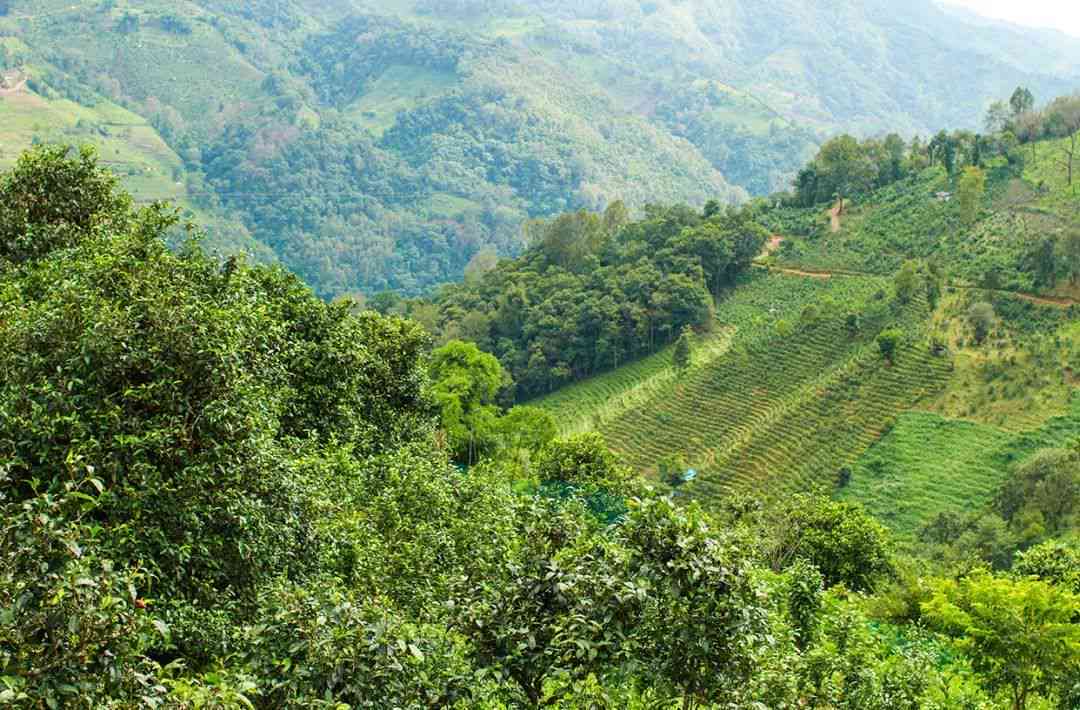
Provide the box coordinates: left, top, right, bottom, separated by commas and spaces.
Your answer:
838, 412, 1014, 538
841, 393, 1080, 539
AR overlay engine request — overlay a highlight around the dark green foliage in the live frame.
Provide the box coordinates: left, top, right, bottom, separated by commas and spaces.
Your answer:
673, 326, 693, 371
796, 135, 880, 207
201, 118, 515, 298
1013, 539, 1080, 592
798, 599, 939, 709
0, 145, 134, 265
622, 497, 772, 708
771, 497, 893, 592
968, 302, 996, 346
786, 560, 825, 652
298, 14, 467, 107
893, 260, 921, 305
535, 433, 632, 522
0, 480, 166, 707
4, 84, 1080, 705
245, 583, 477, 709
455, 499, 641, 709
996, 448, 1080, 539
0, 147, 436, 666
877, 328, 903, 363
13, 0, 1080, 299
428, 204, 763, 397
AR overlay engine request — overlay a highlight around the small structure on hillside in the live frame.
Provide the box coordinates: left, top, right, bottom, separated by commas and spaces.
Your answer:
934, 191, 953, 202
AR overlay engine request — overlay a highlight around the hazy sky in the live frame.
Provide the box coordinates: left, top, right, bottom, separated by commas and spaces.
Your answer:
939, 0, 1080, 38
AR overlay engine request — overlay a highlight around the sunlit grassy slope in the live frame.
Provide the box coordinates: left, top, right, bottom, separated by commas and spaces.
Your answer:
0, 79, 183, 199
841, 394, 1080, 539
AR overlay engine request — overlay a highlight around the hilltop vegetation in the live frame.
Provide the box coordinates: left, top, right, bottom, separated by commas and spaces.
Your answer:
4, 0, 1080, 295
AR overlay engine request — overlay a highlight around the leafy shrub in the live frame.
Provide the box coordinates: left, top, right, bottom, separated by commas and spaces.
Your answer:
770, 497, 894, 592
0, 146, 434, 668
245, 582, 478, 709
0, 476, 167, 708
0, 145, 134, 265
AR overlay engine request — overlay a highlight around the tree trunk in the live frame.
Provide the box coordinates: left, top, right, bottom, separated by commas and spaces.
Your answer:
1069, 133, 1078, 187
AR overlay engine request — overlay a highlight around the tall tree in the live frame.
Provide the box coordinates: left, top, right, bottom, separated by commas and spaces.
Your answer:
985, 100, 1011, 133
1046, 95, 1080, 187
968, 302, 996, 344
673, 221, 734, 298
894, 260, 922, 304
923, 572, 1080, 710
958, 166, 986, 225
815, 135, 876, 209
673, 325, 694, 371
428, 340, 506, 464
1010, 87, 1035, 118
1061, 225, 1080, 285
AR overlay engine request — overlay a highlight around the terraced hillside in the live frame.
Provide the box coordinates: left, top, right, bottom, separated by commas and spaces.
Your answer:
0, 68, 269, 258
531, 326, 735, 437
692, 324, 950, 505
535, 269, 952, 504
765, 139, 1080, 303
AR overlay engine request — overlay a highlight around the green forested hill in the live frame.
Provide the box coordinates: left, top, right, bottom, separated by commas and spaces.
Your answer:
2, 0, 1080, 296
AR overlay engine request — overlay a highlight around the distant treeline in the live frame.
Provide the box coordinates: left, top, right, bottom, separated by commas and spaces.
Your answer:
790, 88, 1080, 208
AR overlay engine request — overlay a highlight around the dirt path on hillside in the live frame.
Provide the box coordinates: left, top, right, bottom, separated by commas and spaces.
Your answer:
0, 78, 28, 96
995, 290, 1078, 308
766, 265, 832, 280
757, 263, 1080, 308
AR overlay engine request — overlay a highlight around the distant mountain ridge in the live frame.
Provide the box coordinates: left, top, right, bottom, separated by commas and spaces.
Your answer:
1, 0, 1079, 296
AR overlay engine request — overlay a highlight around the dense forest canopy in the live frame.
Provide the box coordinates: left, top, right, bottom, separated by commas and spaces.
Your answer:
387, 201, 768, 398
4, 0, 1080, 296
